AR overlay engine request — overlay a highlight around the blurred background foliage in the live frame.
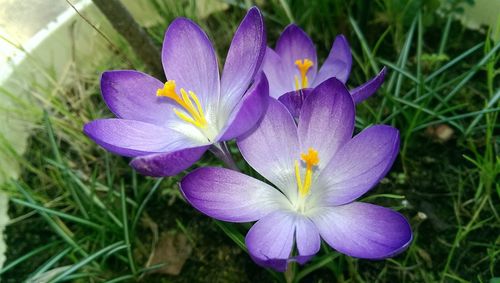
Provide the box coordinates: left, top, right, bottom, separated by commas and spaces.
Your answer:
0, 0, 498, 282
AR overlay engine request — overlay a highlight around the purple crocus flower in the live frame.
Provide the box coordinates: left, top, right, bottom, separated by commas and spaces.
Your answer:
84, 7, 268, 176
180, 78, 412, 271
262, 24, 387, 117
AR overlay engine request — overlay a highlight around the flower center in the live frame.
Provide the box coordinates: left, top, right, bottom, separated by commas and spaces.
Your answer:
157, 80, 208, 129
294, 59, 313, 90
294, 147, 319, 197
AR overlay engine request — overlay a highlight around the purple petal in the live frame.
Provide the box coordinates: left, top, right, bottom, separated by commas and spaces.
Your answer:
262, 47, 293, 98
83, 119, 190, 157
275, 25, 318, 88
130, 145, 209, 177
100, 70, 175, 125
218, 73, 269, 141
315, 125, 399, 206
298, 78, 354, 168
294, 216, 321, 265
220, 7, 266, 114
237, 98, 299, 200
277, 88, 312, 118
311, 202, 412, 259
246, 210, 295, 272
314, 35, 352, 85
351, 67, 387, 104
246, 211, 321, 271
162, 18, 219, 113
180, 167, 287, 222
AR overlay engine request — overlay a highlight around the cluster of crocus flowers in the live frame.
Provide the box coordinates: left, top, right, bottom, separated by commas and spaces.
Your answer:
84, 6, 412, 273
181, 79, 412, 271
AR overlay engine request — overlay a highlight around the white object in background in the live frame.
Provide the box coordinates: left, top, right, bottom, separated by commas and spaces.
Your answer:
0, 0, 100, 272
0, 0, 165, 273
0, 193, 8, 271
0, 0, 227, 273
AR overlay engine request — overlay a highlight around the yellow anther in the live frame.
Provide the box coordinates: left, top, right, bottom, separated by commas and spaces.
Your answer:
157, 80, 207, 128
301, 148, 319, 167
295, 147, 319, 197
294, 59, 314, 89
188, 90, 205, 118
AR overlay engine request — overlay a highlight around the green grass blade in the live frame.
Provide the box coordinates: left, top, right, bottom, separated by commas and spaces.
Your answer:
48, 241, 125, 283
120, 183, 137, 275
437, 41, 500, 111
131, 178, 163, 231
294, 253, 340, 283
465, 89, 500, 135
28, 248, 72, 280
349, 16, 379, 73
10, 198, 103, 230
0, 241, 60, 275
426, 43, 483, 82
214, 220, 247, 252
13, 181, 88, 257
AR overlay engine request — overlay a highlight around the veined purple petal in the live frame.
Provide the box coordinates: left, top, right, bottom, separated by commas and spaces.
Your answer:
314, 35, 352, 85
162, 18, 220, 115
311, 202, 412, 259
298, 78, 354, 168
237, 98, 299, 200
277, 88, 312, 118
130, 145, 209, 177
246, 210, 295, 272
262, 47, 293, 98
351, 67, 387, 104
294, 216, 321, 265
180, 167, 288, 222
314, 125, 399, 206
83, 119, 191, 157
220, 7, 266, 115
246, 210, 321, 271
275, 24, 318, 89
218, 73, 269, 141
100, 70, 175, 125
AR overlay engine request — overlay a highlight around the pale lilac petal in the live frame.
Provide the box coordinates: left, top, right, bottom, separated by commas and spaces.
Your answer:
83, 119, 193, 157
130, 145, 209, 177
311, 203, 412, 259
180, 167, 287, 222
298, 78, 354, 168
218, 73, 269, 141
294, 217, 321, 264
315, 125, 399, 206
237, 98, 299, 200
314, 35, 352, 85
100, 70, 175, 125
220, 7, 266, 114
277, 88, 312, 118
275, 25, 317, 89
246, 210, 295, 272
351, 67, 387, 104
262, 47, 293, 98
162, 18, 219, 115
246, 211, 321, 271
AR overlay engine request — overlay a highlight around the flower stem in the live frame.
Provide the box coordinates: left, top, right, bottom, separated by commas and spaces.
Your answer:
210, 142, 239, 171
